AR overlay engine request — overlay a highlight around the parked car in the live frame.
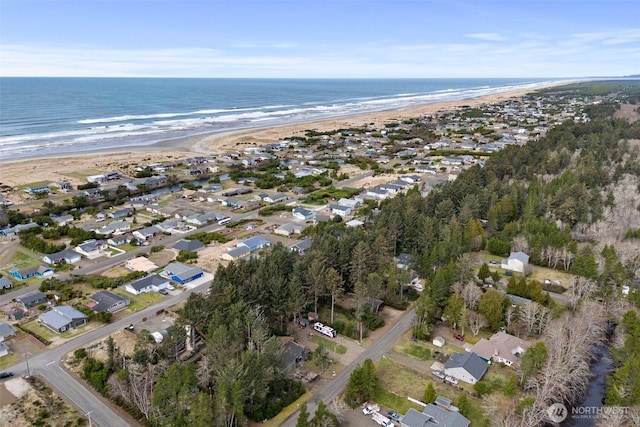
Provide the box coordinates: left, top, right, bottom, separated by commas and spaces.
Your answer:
432, 370, 445, 379
489, 260, 499, 265
387, 411, 401, 421
159, 289, 168, 295
0, 372, 13, 379
454, 333, 465, 341
166, 285, 175, 291
445, 375, 459, 385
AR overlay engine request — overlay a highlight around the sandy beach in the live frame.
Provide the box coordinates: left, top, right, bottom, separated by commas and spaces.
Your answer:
0, 86, 549, 189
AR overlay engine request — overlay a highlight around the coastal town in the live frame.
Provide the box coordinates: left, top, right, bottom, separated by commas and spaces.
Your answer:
1, 83, 639, 427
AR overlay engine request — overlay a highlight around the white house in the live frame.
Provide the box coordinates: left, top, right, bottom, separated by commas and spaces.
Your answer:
501, 252, 531, 274
125, 274, 169, 295
292, 207, 316, 221
74, 239, 106, 259
444, 352, 488, 385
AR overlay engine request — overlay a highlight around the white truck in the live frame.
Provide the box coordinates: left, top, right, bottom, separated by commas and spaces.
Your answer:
372, 412, 395, 427
362, 402, 380, 415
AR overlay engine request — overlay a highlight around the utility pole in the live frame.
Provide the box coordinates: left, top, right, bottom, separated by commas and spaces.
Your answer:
24, 352, 30, 378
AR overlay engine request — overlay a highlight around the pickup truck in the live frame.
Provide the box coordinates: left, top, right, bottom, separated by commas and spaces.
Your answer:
372, 411, 395, 427
363, 403, 380, 415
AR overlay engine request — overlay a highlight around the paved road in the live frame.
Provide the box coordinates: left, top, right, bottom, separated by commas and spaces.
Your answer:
281, 307, 416, 427
8, 276, 210, 426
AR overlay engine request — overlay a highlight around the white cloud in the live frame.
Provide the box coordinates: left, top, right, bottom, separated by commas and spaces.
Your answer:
1, 37, 637, 78
465, 33, 506, 42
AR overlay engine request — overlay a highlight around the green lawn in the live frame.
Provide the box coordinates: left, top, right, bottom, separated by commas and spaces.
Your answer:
0, 353, 19, 370
113, 289, 162, 312
21, 319, 58, 342
310, 335, 347, 354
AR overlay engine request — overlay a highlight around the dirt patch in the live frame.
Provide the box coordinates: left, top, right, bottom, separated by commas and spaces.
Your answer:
0, 376, 82, 426
10, 333, 47, 354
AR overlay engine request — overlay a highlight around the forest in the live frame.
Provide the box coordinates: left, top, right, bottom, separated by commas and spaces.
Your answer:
69, 81, 640, 426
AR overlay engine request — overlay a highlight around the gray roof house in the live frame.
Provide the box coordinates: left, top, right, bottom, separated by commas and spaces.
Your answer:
0, 322, 17, 341
401, 403, 470, 427
238, 236, 271, 252
17, 291, 48, 309
0, 277, 12, 290
500, 251, 531, 274
292, 207, 316, 221
125, 274, 169, 295
172, 239, 205, 252
39, 306, 88, 333
90, 291, 130, 313
444, 352, 489, 385
289, 238, 313, 255
43, 249, 82, 265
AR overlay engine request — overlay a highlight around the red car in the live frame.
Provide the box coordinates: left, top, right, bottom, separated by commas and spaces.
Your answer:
454, 333, 465, 341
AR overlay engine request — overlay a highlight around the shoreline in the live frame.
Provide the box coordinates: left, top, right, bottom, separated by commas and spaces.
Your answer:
0, 82, 562, 188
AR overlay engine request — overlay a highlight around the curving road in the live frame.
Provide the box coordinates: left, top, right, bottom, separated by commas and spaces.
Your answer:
281, 307, 416, 427
9, 281, 209, 426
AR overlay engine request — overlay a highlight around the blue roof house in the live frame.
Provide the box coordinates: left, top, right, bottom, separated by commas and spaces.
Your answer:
164, 262, 204, 285
238, 236, 271, 252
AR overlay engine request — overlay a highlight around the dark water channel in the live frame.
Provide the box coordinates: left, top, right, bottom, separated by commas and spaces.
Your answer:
564, 344, 612, 426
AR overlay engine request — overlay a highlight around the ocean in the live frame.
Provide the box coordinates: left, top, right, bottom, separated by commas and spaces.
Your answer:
0, 77, 559, 160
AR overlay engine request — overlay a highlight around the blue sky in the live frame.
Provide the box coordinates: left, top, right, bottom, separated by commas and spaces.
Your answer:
1, 0, 638, 78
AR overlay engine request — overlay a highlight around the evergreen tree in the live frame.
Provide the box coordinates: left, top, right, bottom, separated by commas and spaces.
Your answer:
423, 381, 437, 403
296, 404, 310, 427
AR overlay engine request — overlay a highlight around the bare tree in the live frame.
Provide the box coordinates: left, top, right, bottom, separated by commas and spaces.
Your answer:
461, 281, 483, 310
468, 311, 487, 336
567, 276, 596, 309
525, 302, 607, 424
519, 301, 552, 336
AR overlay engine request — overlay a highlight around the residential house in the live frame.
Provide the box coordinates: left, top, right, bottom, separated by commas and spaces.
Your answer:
0, 323, 17, 342
274, 223, 306, 237
238, 236, 271, 252
132, 225, 161, 241
9, 309, 25, 321
338, 198, 361, 209
281, 338, 308, 373
50, 214, 74, 226
107, 234, 132, 246
469, 331, 530, 367
53, 181, 73, 192
220, 246, 252, 261
10, 265, 54, 280
39, 306, 88, 333
345, 219, 364, 228
401, 397, 470, 427
89, 291, 130, 313
262, 193, 288, 204
365, 188, 390, 200
164, 262, 205, 285
108, 208, 133, 219
289, 238, 313, 255
0, 342, 9, 358
24, 185, 50, 195
42, 249, 82, 265
172, 239, 205, 252
0, 222, 38, 237
292, 207, 316, 221
500, 251, 531, 274
329, 204, 351, 216
74, 239, 106, 259
125, 274, 169, 295
396, 253, 412, 269
0, 277, 13, 290
444, 352, 488, 384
